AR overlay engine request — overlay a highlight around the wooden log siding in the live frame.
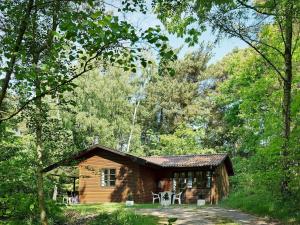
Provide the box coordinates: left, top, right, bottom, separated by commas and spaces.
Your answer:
155, 163, 229, 204
211, 163, 230, 204
43, 145, 233, 204
78, 150, 157, 203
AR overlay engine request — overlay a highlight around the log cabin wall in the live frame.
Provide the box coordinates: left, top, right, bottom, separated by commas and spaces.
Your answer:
78, 150, 153, 203
211, 163, 229, 204
78, 151, 230, 204
155, 168, 212, 204
136, 165, 157, 202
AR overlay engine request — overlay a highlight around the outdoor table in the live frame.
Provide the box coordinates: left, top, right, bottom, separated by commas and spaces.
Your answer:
159, 191, 174, 206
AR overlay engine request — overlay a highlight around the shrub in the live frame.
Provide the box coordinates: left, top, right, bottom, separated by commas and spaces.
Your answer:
0, 193, 65, 225
88, 209, 158, 225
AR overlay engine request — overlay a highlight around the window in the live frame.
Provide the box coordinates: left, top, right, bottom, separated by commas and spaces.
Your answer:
172, 170, 213, 191
206, 171, 212, 188
101, 168, 116, 187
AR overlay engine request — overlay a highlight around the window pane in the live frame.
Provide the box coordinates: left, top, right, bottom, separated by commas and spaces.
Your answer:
187, 178, 193, 188
206, 171, 211, 188
101, 168, 116, 187
104, 169, 108, 175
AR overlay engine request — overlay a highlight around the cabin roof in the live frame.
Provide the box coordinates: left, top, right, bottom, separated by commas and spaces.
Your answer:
143, 154, 227, 167
43, 144, 234, 176
142, 154, 234, 175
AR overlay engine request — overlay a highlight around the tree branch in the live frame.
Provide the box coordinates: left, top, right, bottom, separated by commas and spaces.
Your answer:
236, 0, 276, 16
37, 0, 60, 54
0, 0, 34, 111
0, 46, 109, 123
237, 34, 286, 81
211, 18, 285, 81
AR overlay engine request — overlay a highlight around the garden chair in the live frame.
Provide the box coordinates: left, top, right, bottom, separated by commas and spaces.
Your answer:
151, 192, 160, 204
172, 192, 182, 204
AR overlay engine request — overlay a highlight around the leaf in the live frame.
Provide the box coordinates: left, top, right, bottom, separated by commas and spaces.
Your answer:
91, 11, 102, 19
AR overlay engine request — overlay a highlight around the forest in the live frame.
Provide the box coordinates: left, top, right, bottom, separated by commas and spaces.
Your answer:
0, 0, 299, 225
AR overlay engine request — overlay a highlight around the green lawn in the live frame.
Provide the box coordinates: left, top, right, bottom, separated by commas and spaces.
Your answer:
66, 202, 201, 213
64, 203, 211, 225
64, 203, 161, 225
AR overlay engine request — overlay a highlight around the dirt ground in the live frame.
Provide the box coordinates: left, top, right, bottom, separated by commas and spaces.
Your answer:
135, 206, 281, 225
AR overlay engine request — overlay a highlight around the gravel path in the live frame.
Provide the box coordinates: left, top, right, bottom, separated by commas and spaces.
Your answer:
135, 206, 281, 225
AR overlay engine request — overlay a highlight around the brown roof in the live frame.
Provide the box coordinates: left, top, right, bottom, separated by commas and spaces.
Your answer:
142, 154, 228, 167
43, 145, 234, 176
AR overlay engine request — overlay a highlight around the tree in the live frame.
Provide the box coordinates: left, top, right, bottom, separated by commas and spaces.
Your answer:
0, 0, 175, 122
62, 67, 143, 152
0, 1, 175, 224
153, 0, 300, 195
139, 47, 212, 154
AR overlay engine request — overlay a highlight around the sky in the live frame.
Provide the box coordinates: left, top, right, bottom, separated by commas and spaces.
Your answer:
119, 7, 248, 65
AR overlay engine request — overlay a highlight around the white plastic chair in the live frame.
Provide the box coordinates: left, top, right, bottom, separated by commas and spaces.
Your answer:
152, 192, 160, 204
172, 192, 182, 204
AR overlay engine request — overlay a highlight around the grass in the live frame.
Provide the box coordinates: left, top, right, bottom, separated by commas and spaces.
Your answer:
88, 210, 159, 225
65, 203, 161, 225
66, 202, 124, 214
220, 191, 300, 225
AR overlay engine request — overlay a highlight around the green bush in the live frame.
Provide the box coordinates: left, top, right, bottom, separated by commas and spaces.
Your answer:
222, 190, 300, 224
0, 193, 65, 225
88, 209, 159, 225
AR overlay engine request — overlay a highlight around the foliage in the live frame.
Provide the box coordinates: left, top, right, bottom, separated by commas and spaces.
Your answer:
138, 47, 214, 155
61, 67, 143, 152
0, 196, 65, 225
88, 210, 159, 225
0, 0, 176, 121
166, 217, 178, 225
210, 45, 300, 223
65, 205, 159, 225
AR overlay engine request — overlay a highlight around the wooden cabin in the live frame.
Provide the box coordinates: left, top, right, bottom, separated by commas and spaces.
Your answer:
43, 145, 234, 204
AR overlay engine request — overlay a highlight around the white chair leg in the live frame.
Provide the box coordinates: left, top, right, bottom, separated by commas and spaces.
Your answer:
179, 198, 181, 204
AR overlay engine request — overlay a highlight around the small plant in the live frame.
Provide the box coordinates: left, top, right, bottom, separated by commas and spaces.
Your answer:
127, 192, 133, 201
165, 217, 177, 225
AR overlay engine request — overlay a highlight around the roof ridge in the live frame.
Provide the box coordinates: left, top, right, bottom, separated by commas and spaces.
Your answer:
143, 153, 228, 158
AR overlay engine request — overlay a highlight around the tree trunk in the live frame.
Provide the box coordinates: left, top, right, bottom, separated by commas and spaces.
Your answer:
34, 59, 49, 225
281, 0, 293, 195
127, 101, 140, 152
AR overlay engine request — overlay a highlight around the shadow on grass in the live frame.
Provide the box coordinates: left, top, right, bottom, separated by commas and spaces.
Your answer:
64, 209, 159, 225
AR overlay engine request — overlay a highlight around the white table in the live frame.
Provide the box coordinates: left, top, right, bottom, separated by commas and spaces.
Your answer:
159, 191, 174, 206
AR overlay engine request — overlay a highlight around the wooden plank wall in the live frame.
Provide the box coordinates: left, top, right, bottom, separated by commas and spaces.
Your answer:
79, 151, 157, 203
78, 152, 229, 204
155, 168, 211, 204
211, 163, 229, 204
